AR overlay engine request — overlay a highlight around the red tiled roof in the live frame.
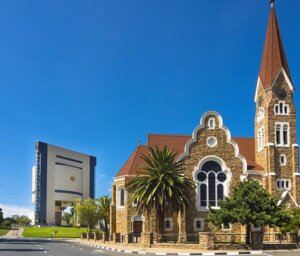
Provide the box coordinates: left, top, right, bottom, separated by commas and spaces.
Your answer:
115, 145, 148, 177
115, 134, 263, 177
259, 4, 291, 89
233, 137, 264, 171
147, 134, 191, 156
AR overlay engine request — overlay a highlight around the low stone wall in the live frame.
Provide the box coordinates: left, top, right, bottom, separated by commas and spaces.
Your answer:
263, 243, 299, 250
214, 243, 249, 250
151, 243, 200, 250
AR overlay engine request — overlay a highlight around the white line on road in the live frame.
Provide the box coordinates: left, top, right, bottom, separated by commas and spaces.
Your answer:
94, 249, 104, 253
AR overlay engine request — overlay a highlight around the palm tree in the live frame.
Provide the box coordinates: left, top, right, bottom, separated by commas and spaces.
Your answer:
126, 146, 195, 239
97, 195, 111, 233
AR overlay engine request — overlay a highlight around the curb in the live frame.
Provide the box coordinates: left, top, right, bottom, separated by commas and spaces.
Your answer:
73, 240, 263, 256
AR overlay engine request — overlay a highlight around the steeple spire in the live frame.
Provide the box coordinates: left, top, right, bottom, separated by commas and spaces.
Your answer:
258, 1, 291, 89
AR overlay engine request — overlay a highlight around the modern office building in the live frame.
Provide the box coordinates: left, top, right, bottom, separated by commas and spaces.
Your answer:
32, 141, 96, 225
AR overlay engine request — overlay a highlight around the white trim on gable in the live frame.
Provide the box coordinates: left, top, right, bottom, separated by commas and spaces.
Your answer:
270, 68, 294, 93
254, 68, 294, 102
277, 191, 299, 207
254, 77, 262, 102
177, 111, 247, 174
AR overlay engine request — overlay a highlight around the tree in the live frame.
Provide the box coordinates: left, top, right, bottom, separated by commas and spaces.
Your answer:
74, 198, 100, 232
2, 217, 16, 227
16, 215, 32, 226
97, 195, 111, 233
208, 180, 288, 245
62, 212, 72, 226
0, 208, 3, 224
126, 146, 195, 238
280, 207, 300, 239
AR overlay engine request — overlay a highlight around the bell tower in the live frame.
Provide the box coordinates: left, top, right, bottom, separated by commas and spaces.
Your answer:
254, 0, 300, 205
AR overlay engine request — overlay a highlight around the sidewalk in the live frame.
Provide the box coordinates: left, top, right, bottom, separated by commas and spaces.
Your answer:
71, 238, 264, 255
2, 228, 24, 238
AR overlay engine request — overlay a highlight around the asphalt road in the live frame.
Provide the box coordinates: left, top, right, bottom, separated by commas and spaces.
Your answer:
0, 238, 134, 256
0, 238, 299, 256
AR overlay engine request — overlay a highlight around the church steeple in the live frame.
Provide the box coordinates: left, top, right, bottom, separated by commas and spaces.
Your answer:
259, 0, 292, 89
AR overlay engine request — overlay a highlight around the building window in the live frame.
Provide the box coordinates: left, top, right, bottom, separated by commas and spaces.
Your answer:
208, 118, 216, 129
257, 107, 265, 122
194, 218, 204, 231
274, 101, 289, 115
276, 179, 291, 191
257, 126, 265, 152
206, 137, 217, 148
132, 198, 138, 207
222, 223, 231, 231
164, 218, 173, 231
196, 160, 228, 208
117, 186, 125, 208
279, 154, 287, 166
275, 123, 290, 147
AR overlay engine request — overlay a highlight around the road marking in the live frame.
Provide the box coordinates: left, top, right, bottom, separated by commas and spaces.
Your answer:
262, 254, 273, 256
94, 249, 104, 253
79, 248, 84, 251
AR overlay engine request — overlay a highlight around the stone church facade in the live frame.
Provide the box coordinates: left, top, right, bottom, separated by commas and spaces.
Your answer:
109, 2, 300, 244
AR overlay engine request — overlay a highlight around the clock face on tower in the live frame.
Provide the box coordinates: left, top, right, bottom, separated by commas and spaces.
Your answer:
276, 88, 287, 100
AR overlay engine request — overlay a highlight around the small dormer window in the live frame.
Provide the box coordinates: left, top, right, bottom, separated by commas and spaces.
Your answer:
208, 118, 216, 129
274, 101, 289, 115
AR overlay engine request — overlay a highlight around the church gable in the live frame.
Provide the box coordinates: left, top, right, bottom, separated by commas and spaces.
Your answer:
179, 112, 247, 211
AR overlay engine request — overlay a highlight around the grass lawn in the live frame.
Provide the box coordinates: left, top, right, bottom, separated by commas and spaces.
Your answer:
0, 228, 10, 236
23, 227, 90, 238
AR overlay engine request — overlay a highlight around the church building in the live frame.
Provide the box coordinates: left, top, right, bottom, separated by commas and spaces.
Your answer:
109, 1, 300, 243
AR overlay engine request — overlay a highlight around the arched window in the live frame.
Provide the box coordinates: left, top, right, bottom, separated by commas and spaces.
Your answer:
208, 118, 216, 129
276, 124, 281, 145
196, 160, 227, 208
274, 101, 289, 115
118, 186, 125, 207
194, 218, 204, 231
275, 123, 289, 146
283, 125, 288, 145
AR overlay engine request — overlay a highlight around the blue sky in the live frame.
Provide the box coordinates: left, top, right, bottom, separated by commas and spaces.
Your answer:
0, 0, 300, 217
